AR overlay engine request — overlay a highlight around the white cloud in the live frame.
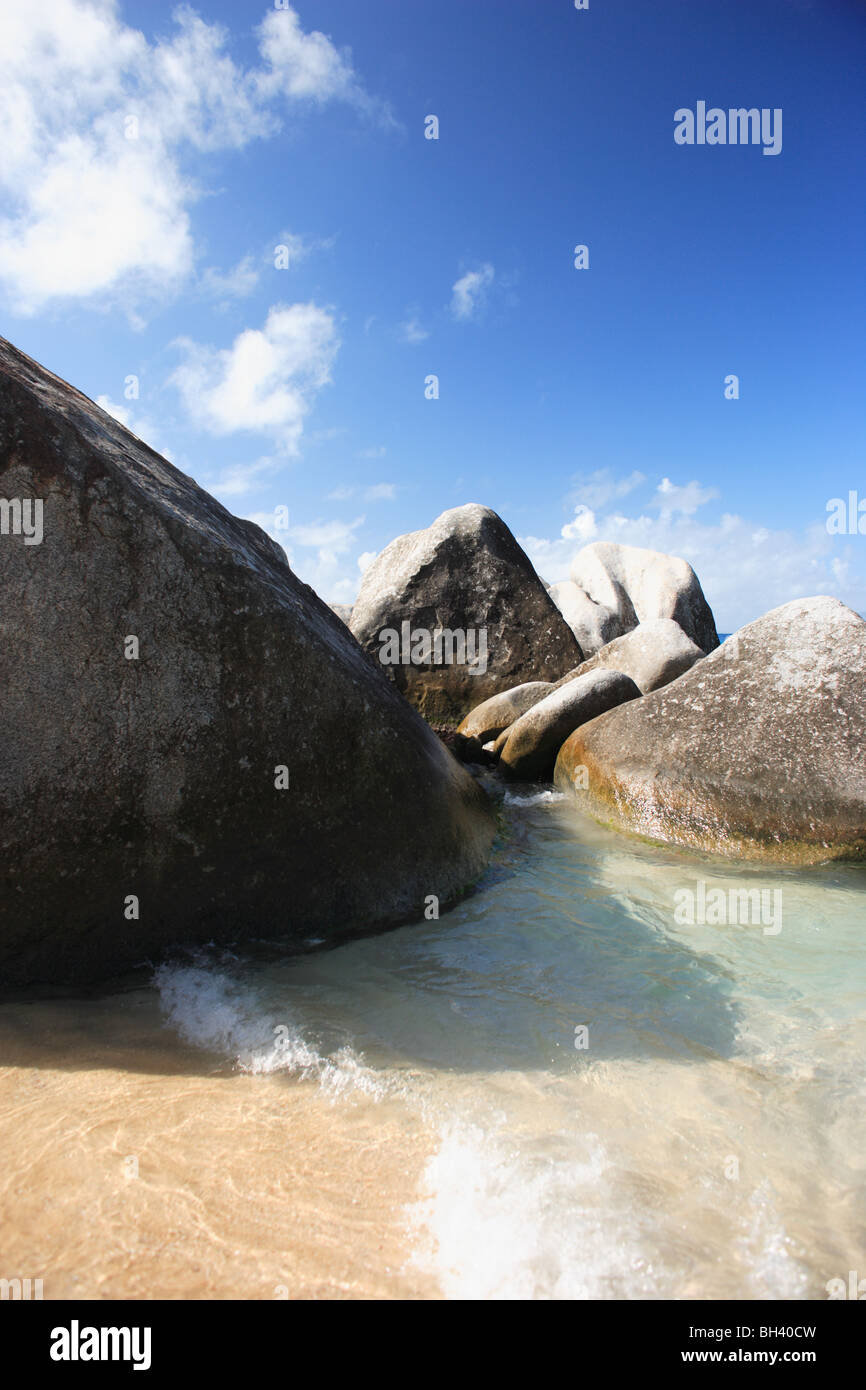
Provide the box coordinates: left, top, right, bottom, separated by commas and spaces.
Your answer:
450, 263, 494, 321
364, 482, 396, 501
207, 457, 281, 501
358, 446, 386, 459
289, 517, 364, 555
200, 257, 260, 302
327, 481, 396, 501
309, 425, 345, 444
400, 316, 429, 343
655, 476, 719, 519
521, 472, 866, 633
170, 303, 339, 454
358, 551, 378, 574
561, 504, 598, 543
148, 9, 274, 152
291, 518, 365, 593
273, 230, 335, 269
0, 3, 384, 314
0, 123, 194, 312
257, 8, 364, 106
569, 468, 646, 511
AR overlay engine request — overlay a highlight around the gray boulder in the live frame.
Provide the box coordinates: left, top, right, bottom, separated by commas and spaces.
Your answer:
555, 596, 866, 864
457, 681, 553, 744
554, 618, 704, 695
349, 504, 582, 722
500, 669, 641, 781
0, 337, 496, 986
569, 541, 719, 654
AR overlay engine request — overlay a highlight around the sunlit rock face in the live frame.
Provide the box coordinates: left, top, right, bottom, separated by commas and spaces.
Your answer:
555, 597, 866, 865
550, 541, 719, 657
552, 618, 706, 695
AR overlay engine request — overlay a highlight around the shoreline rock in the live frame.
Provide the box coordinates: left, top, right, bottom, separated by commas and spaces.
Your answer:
554, 596, 866, 864
0, 338, 496, 987
500, 669, 641, 781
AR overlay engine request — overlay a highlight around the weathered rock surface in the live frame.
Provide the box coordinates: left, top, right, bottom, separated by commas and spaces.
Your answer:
0, 337, 496, 986
554, 619, 704, 695
500, 669, 641, 781
555, 597, 866, 864
548, 578, 628, 657
492, 727, 511, 759
329, 603, 353, 626
457, 681, 553, 744
349, 505, 583, 722
569, 541, 719, 654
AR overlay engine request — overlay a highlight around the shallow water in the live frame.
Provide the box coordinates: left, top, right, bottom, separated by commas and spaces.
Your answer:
1, 784, 864, 1299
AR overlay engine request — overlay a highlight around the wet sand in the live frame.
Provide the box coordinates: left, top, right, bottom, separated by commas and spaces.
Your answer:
0, 997, 439, 1300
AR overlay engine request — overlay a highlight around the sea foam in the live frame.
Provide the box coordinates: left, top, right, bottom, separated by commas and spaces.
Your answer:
154, 961, 387, 1099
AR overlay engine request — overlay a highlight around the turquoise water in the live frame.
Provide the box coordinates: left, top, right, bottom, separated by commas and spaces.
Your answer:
153, 780, 866, 1298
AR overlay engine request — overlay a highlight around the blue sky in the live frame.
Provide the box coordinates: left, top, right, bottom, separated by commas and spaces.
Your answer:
1, 0, 864, 630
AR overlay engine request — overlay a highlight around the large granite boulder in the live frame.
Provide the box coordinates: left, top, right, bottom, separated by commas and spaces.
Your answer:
569, 541, 719, 654
555, 597, 866, 864
349, 505, 582, 722
554, 618, 705, 695
0, 338, 496, 986
550, 541, 719, 658
500, 669, 641, 781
